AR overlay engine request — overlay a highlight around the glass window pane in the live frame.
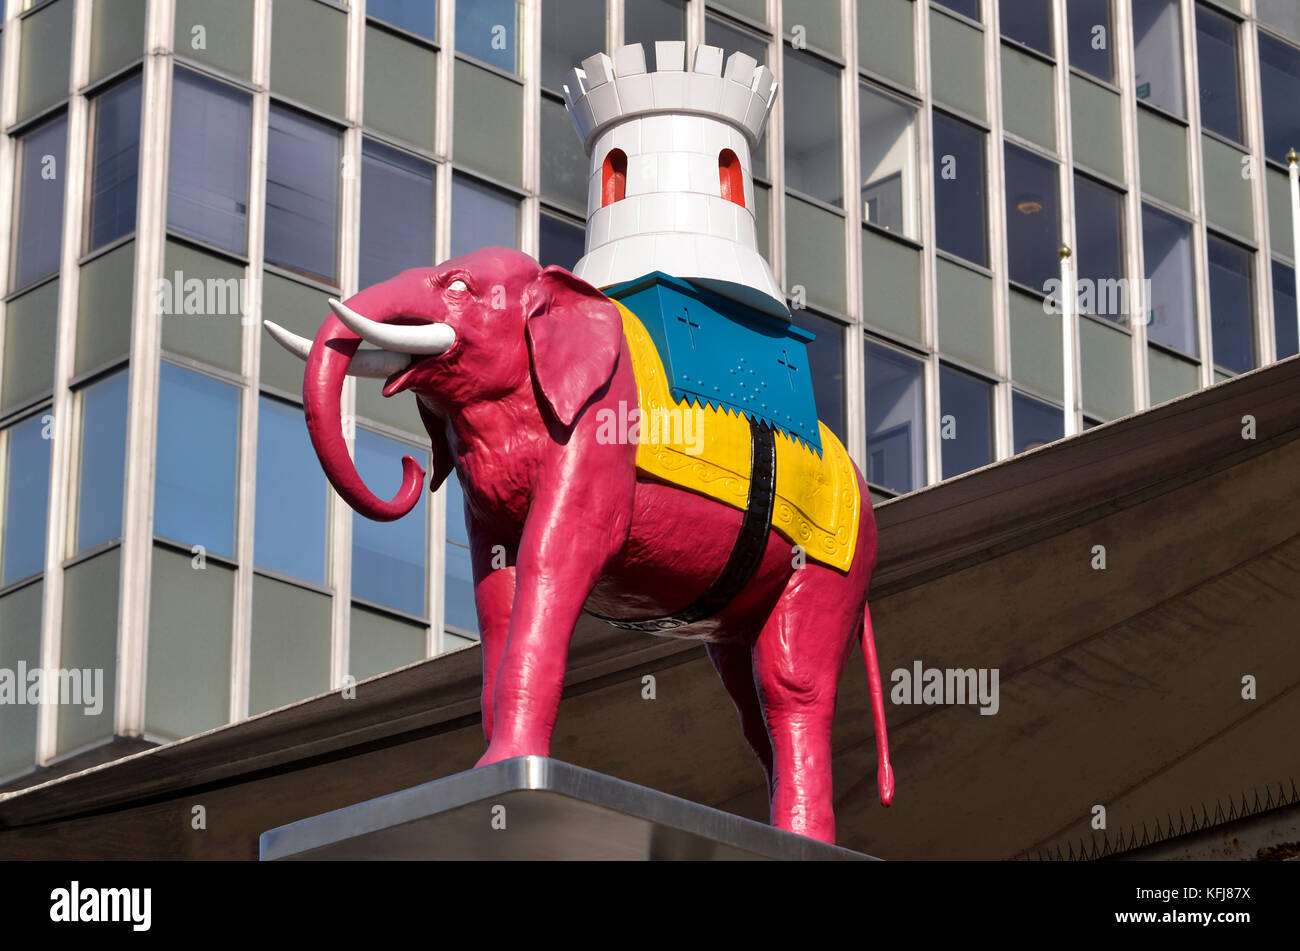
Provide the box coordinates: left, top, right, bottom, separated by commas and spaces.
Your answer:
864, 340, 926, 494
1258, 0, 1300, 45
368, 0, 438, 41
538, 212, 585, 271
934, 0, 979, 21
155, 363, 239, 559
17, 0, 73, 121
75, 370, 128, 554
789, 310, 845, 442
1080, 316, 1134, 420
359, 139, 435, 288
1274, 260, 1298, 359
1074, 175, 1125, 322
862, 226, 923, 342
451, 173, 519, 258
87, 74, 141, 251
1012, 391, 1063, 453
168, 69, 251, 255
542, 0, 603, 92
2, 414, 51, 584
1071, 73, 1123, 179
1133, 0, 1186, 116
1137, 108, 1189, 209
1002, 43, 1056, 150
783, 0, 839, 54
456, 0, 520, 73
365, 24, 438, 152
453, 58, 524, 186
265, 106, 340, 283
1259, 33, 1300, 165
1004, 147, 1060, 293
931, 8, 987, 119
933, 112, 987, 267
1142, 204, 1198, 356
785, 194, 847, 313
270, 0, 346, 117
255, 396, 327, 583
1068, 0, 1114, 82
352, 430, 428, 617
706, 16, 770, 178
175, 0, 255, 78
939, 364, 994, 478
442, 471, 479, 636
540, 93, 589, 212
857, 0, 914, 88
13, 116, 67, 290
859, 84, 919, 240
1001, 0, 1053, 55
1195, 5, 1242, 143
625, 0, 685, 47
783, 48, 842, 207
1207, 236, 1255, 373
937, 257, 995, 370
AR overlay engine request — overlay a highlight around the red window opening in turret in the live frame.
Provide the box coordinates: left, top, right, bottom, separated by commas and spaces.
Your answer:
601, 149, 627, 206
719, 149, 745, 208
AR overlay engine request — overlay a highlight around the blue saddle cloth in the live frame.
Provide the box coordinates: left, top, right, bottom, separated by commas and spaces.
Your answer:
604, 272, 823, 454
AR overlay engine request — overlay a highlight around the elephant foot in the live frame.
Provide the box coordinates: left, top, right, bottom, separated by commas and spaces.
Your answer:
475, 737, 549, 768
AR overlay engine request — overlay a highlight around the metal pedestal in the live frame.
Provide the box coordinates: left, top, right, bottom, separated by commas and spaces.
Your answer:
259, 757, 876, 861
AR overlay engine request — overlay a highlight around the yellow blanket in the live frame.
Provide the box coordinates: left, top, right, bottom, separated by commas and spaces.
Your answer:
616, 302, 860, 572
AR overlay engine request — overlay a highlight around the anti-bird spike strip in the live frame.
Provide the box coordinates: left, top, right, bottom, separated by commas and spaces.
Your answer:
562, 42, 786, 317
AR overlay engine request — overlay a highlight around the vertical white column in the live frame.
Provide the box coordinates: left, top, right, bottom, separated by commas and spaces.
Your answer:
915, 0, 942, 488
115, 0, 175, 738
1290, 150, 1300, 348
231, 0, 273, 722
986, 1, 1012, 461
840, 0, 865, 469
35, 0, 92, 762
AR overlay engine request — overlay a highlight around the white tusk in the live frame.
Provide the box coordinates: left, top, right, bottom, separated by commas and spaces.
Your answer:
263, 320, 413, 379
328, 298, 456, 355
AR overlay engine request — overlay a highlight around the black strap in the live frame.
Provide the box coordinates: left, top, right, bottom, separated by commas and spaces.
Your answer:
586, 417, 778, 633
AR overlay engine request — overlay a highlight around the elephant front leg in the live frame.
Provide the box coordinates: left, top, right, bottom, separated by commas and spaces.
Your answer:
477, 464, 632, 765
468, 530, 517, 745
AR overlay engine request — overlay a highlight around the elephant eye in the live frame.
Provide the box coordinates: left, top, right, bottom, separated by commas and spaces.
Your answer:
447, 279, 468, 293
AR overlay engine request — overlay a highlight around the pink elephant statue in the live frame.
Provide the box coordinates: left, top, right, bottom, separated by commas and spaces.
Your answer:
265, 247, 893, 844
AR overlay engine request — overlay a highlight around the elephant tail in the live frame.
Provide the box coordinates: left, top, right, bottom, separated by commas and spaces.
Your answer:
861, 602, 895, 807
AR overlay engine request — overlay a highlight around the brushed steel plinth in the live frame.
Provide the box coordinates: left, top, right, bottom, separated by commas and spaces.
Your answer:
259, 757, 876, 861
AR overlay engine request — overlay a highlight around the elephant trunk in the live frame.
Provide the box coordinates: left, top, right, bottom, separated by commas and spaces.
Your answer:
302, 287, 431, 522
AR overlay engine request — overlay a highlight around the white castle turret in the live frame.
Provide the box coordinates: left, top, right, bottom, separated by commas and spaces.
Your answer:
563, 41, 787, 318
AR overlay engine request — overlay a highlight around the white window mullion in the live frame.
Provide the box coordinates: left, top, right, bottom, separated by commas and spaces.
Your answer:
986, 3, 1012, 461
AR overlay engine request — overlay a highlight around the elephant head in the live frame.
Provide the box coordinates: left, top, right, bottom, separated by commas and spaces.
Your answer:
264, 248, 626, 522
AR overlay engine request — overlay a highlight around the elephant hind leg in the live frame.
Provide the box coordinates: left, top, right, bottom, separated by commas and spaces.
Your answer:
706, 641, 773, 795
752, 576, 856, 844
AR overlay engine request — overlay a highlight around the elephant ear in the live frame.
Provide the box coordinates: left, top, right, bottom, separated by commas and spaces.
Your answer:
416, 398, 456, 493
522, 266, 623, 428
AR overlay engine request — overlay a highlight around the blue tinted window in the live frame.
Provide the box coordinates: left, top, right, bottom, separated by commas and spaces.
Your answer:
1274, 260, 1298, 360
1005, 144, 1060, 293
939, 364, 994, 479
1001, 0, 1052, 56
1142, 205, 1198, 356
625, 0, 686, 47
537, 212, 584, 273
790, 310, 846, 442
3, 413, 51, 584
782, 48, 843, 207
360, 139, 435, 288
1012, 391, 1063, 453
266, 106, 340, 283
87, 74, 141, 252
933, 112, 987, 268
255, 396, 328, 582
541, 0, 604, 91
442, 471, 479, 636
451, 173, 519, 258
1195, 6, 1242, 143
934, 0, 979, 21
155, 363, 240, 558
1259, 33, 1300, 164
13, 116, 67, 290
456, 0, 519, 73
369, 0, 438, 41
1133, 0, 1186, 116
352, 429, 428, 616
168, 69, 251, 254
1075, 175, 1125, 322
76, 370, 129, 553
1207, 236, 1255, 374
1068, 0, 1113, 82
865, 341, 926, 494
